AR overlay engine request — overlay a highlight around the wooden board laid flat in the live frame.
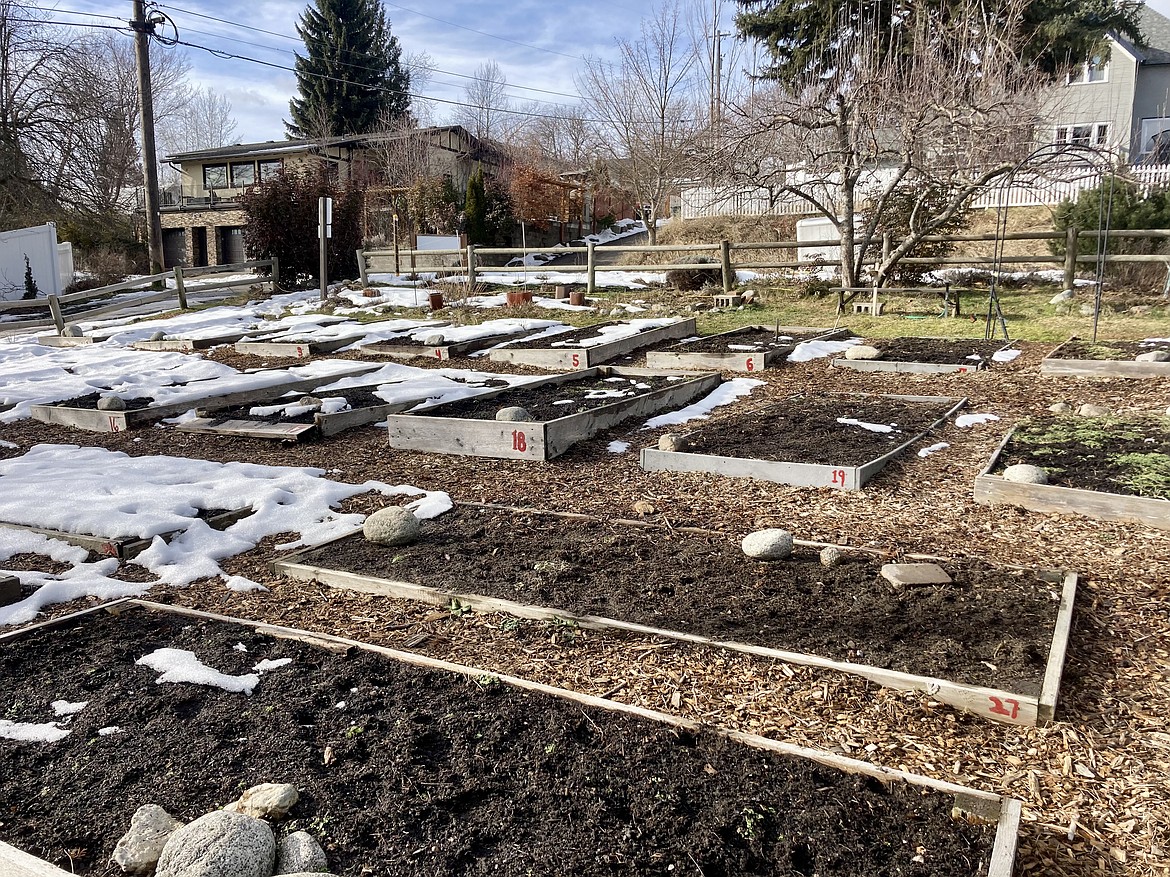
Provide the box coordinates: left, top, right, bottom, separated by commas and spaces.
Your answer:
645, 325, 848, 373
131, 328, 275, 351
488, 318, 698, 369
385, 367, 721, 460
641, 394, 966, 490
35, 335, 99, 347
0, 597, 1021, 877
1039, 339, 1170, 378
0, 508, 252, 560
973, 427, 1170, 531
831, 341, 1014, 375
175, 418, 319, 441
275, 505, 1075, 728
233, 335, 365, 358
364, 331, 526, 361
27, 364, 378, 433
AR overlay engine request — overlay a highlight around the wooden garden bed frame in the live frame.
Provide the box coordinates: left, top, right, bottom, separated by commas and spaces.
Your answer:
275, 503, 1075, 727
973, 427, 1170, 531
27, 364, 378, 433
131, 328, 281, 352
0, 507, 253, 561
385, 366, 722, 460
0, 598, 1022, 877
488, 318, 698, 369
364, 329, 528, 361
831, 340, 1015, 375
644, 325, 847, 372
640, 394, 966, 490
233, 335, 366, 359
1039, 338, 1170, 378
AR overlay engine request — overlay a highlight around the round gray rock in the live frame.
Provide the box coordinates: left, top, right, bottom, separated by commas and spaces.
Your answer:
1049, 289, 1075, 303
155, 811, 274, 877
1135, 350, 1170, 363
422, 333, 445, 345
495, 406, 532, 422
362, 506, 420, 547
658, 433, 689, 452
296, 396, 322, 409
819, 546, 843, 568
97, 396, 127, 411
844, 344, 881, 361
1047, 402, 1072, 414
62, 324, 83, 337
1077, 403, 1111, 417
223, 782, 299, 820
741, 529, 794, 561
112, 804, 184, 875
149, 330, 167, 342
275, 830, 328, 875
1003, 464, 1048, 485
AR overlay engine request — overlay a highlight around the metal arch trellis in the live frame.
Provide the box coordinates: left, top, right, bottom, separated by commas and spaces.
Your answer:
984, 143, 1119, 342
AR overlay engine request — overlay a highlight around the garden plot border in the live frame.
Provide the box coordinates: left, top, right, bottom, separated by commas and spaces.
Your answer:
831, 341, 1015, 375
364, 330, 526, 361
232, 335, 366, 359
640, 394, 966, 490
0, 507, 253, 560
274, 502, 1076, 727
488, 318, 698, 369
644, 325, 848, 372
973, 428, 1170, 531
36, 335, 104, 348
0, 597, 1023, 877
131, 328, 282, 352
385, 366, 722, 460
27, 364, 378, 433
1039, 338, 1170, 378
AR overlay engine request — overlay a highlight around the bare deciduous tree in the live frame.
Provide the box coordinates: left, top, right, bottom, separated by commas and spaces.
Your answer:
578, 0, 701, 245
454, 60, 510, 142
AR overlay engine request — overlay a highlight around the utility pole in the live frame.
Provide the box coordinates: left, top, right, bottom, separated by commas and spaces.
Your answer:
131, 0, 164, 275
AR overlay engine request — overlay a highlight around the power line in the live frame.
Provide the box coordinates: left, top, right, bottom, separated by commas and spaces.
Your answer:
7, 2, 125, 21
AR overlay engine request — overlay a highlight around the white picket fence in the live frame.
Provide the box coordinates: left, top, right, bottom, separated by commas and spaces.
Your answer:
683, 164, 1170, 219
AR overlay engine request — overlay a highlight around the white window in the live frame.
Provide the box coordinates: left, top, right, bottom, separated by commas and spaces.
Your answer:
1068, 56, 1107, 84
1054, 123, 1110, 147
1140, 117, 1170, 162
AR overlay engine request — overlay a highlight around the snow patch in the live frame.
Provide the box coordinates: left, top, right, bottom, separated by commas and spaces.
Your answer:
837, 417, 896, 434
955, 413, 999, 428
136, 648, 260, 694
0, 719, 70, 743
607, 440, 630, 453
50, 700, 88, 717
918, 442, 950, 458
643, 378, 763, 429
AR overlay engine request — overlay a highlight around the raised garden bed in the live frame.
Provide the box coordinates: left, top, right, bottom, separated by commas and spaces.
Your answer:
278, 504, 1075, 727
27, 364, 377, 433
1040, 337, 1170, 378
974, 414, 1170, 531
832, 338, 1016, 374
178, 376, 515, 441
0, 599, 1021, 876
131, 328, 279, 352
0, 507, 251, 560
640, 393, 966, 490
233, 334, 365, 359
644, 325, 847, 372
489, 318, 697, 368
364, 326, 529, 361
385, 366, 722, 460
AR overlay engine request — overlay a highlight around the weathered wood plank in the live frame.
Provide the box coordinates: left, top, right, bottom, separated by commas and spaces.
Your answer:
646, 325, 846, 372
176, 419, 319, 440
489, 319, 698, 369
974, 473, 1170, 531
0, 841, 75, 876
1039, 357, 1170, 378
233, 336, 366, 358
364, 330, 525, 361
832, 358, 984, 374
1038, 572, 1078, 723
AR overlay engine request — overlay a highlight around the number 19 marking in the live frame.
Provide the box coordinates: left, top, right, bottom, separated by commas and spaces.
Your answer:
829, 469, 847, 487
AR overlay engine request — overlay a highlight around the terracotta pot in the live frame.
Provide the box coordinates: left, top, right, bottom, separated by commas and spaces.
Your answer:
569, 290, 586, 306
427, 291, 444, 310
505, 290, 525, 307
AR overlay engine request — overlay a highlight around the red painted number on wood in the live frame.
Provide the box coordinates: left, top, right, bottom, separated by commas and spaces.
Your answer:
434, 348, 443, 359
108, 416, 121, 433
511, 430, 528, 452
296, 345, 305, 357
571, 353, 581, 368
745, 357, 756, 371
829, 469, 847, 486
988, 696, 1020, 720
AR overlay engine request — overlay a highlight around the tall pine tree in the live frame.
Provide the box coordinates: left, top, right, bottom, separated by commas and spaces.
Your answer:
287, 0, 411, 139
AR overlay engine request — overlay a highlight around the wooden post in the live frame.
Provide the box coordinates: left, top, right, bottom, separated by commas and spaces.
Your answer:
720, 239, 732, 293
466, 245, 477, 288
47, 295, 65, 334
587, 241, 596, 296
173, 267, 188, 310
1063, 227, 1079, 290
270, 255, 280, 290
357, 249, 368, 286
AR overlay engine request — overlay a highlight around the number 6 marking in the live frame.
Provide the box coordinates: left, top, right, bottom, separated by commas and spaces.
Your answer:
511, 430, 527, 452
829, 469, 847, 486
745, 357, 756, 371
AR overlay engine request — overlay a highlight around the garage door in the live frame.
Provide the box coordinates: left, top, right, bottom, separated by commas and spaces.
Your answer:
162, 229, 187, 268
218, 226, 246, 265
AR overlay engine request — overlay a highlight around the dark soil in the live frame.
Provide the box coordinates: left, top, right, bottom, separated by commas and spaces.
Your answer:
501, 322, 640, 350
1051, 338, 1170, 360
0, 607, 996, 877
865, 338, 1012, 365
423, 374, 681, 422
995, 415, 1170, 499
685, 395, 956, 466
297, 506, 1060, 693
665, 327, 830, 354
41, 393, 154, 411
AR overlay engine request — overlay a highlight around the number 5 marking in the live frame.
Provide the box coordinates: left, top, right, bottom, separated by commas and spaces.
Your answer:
571, 353, 581, 368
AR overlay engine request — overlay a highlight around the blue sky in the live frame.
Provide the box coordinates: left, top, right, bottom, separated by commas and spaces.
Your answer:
42, 0, 1170, 144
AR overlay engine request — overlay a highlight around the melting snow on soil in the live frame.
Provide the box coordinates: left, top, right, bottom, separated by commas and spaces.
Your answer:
136, 648, 260, 694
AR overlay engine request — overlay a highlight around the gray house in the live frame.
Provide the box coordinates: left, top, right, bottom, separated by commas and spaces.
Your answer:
1046, 5, 1170, 163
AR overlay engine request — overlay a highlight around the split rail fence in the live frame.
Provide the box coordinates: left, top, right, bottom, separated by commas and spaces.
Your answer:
0, 259, 279, 335
360, 228, 1170, 297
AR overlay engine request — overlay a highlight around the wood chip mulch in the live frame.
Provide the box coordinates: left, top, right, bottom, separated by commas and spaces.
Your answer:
2, 340, 1170, 876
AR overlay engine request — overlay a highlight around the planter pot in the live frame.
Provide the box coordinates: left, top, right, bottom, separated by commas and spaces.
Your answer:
569, 290, 586, 306
428, 291, 444, 310
506, 290, 533, 307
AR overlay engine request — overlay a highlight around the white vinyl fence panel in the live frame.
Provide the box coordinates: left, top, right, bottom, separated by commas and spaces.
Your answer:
0, 223, 62, 301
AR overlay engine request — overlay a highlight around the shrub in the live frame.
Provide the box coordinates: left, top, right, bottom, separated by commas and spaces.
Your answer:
865, 182, 969, 285
21, 255, 38, 300
665, 256, 721, 291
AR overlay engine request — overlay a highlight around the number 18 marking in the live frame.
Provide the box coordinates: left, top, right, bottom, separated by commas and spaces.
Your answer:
511, 430, 527, 452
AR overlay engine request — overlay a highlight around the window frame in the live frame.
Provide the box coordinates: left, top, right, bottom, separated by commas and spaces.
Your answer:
257, 159, 283, 182
202, 163, 228, 190
1054, 122, 1110, 148
229, 161, 256, 188
1067, 56, 1108, 85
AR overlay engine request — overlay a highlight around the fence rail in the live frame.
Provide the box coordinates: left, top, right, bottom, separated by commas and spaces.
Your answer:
0, 258, 279, 334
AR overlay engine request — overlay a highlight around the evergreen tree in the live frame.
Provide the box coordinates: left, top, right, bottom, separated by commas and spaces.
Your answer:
734, 0, 1143, 84
287, 0, 411, 139
464, 169, 487, 245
